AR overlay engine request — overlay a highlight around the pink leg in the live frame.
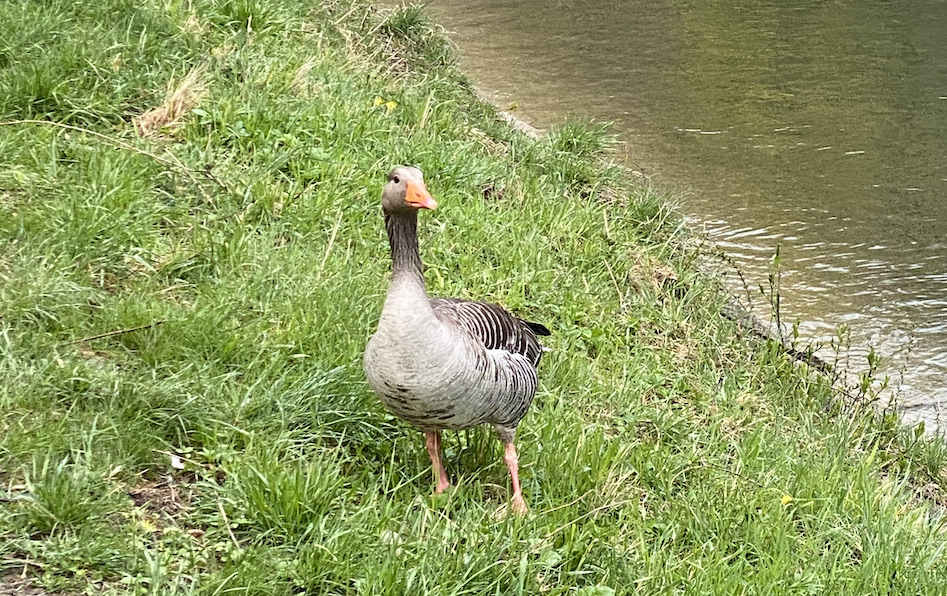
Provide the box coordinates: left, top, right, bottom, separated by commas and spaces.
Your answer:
424, 431, 450, 493
503, 442, 528, 514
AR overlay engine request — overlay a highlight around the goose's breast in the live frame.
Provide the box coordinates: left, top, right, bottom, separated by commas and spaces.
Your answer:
365, 337, 536, 431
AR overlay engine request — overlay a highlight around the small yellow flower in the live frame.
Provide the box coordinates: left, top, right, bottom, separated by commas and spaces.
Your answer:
780, 494, 794, 506
373, 96, 398, 114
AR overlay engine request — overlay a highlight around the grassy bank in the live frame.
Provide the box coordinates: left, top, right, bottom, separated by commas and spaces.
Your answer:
2, 0, 947, 593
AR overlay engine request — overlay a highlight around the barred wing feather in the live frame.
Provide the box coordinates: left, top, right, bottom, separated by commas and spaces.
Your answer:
430, 298, 549, 367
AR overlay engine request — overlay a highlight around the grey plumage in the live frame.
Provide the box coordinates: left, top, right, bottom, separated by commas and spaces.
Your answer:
432, 298, 547, 367
363, 166, 547, 512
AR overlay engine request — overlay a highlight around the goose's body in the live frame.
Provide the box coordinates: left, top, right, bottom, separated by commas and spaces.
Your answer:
364, 166, 548, 513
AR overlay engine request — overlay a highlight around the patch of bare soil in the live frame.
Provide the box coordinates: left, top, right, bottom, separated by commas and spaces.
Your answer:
0, 573, 62, 596
128, 476, 191, 530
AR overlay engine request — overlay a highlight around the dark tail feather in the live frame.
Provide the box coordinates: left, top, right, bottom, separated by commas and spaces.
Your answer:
524, 320, 551, 336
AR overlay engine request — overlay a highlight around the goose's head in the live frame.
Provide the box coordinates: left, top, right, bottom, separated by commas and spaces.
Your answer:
382, 166, 438, 214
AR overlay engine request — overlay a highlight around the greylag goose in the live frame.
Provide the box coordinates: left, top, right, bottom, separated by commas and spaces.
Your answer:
364, 166, 549, 514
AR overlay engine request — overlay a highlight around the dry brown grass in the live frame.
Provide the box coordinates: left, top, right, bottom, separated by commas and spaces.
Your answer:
134, 65, 207, 137
290, 57, 320, 96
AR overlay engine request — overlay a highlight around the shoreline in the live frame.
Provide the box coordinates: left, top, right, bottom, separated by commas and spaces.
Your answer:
488, 95, 898, 431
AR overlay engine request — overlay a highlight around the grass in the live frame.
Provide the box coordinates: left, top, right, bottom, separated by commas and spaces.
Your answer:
1, 0, 947, 593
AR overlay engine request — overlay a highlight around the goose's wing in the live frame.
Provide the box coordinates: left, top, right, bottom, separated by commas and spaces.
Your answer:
430, 298, 549, 367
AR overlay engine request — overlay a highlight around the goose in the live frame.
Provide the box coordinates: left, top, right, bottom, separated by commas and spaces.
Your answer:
364, 166, 549, 514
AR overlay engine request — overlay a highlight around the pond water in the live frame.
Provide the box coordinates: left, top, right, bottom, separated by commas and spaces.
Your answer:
424, 0, 947, 427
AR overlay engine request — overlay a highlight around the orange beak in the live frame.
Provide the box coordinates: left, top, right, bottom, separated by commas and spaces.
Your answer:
406, 179, 438, 210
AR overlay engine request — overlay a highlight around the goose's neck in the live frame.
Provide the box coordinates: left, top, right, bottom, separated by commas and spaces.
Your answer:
385, 210, 425, 290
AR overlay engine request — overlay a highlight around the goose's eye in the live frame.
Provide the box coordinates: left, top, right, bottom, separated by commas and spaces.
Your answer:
393, 176, 400, 184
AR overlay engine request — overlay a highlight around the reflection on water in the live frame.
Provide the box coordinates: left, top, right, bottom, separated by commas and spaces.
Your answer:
424, 0, 947, 425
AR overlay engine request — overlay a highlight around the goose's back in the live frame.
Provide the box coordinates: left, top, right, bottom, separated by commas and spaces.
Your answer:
431, 298, 547, 367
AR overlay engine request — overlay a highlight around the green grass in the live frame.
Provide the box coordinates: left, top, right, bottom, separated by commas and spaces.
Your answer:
2, 0, 947, 593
